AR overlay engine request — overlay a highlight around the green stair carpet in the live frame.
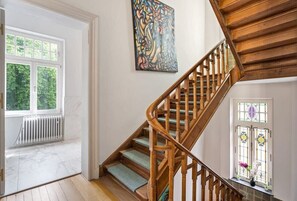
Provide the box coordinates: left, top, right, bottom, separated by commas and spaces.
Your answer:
107, 163, 147, 192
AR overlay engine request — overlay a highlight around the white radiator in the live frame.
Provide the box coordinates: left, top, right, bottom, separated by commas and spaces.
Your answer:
16, 115, 64, 146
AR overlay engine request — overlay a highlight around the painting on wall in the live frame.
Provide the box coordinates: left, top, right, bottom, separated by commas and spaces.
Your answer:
131, 0, 178, 72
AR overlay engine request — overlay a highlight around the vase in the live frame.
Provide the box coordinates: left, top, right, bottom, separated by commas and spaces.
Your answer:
250, 177, 256, 187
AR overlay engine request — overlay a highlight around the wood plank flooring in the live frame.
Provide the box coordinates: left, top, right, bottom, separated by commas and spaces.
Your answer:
0, 175, 138, 201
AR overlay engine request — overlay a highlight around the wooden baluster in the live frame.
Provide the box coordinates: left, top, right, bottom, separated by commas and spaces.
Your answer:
215, 179, 220, 201
220, 184, 225, 201
208, 175, 214, 201
192, 161, 198, 201
216, 47, 221, 86
226, 188, 230, 201
165, 96, 170, 133
149, 128, 158, 201
175, 86, 181, 142
184, 78, 190, 131
168, 142, 175, 201
206, 59, 210, 102
225, 43, 230, 72
193, 70, 197, 119
201, 167, 206, 201
230, 192, 235, 201
181, 152, 187, 201
211, 53, 216, 94
221, 43, 225, 80
200, 65, 204, 111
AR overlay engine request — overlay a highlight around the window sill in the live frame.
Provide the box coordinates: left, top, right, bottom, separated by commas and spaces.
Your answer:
5, 111, 62, 118
230, 177, 273, 196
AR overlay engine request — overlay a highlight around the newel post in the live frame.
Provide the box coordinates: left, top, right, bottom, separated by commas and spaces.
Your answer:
149, 127, 158, 201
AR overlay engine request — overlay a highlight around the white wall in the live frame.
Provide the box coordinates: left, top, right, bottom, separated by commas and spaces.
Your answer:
3, 2, 85, 147
204, 0, 224, 52
291, 81, 297, 201
202, 80, 297, 201
32, 0, 207, 163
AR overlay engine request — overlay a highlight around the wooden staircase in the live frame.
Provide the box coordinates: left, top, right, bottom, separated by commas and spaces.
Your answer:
99, 1, 297, 200
210, 0, 297, 81
100, 40, 243, 201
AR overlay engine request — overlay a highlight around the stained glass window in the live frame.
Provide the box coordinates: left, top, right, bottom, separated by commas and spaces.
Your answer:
237, 126, 250, 179
238, 102, 267, 123
254, 128, 269, 184
234, 99, 272, 188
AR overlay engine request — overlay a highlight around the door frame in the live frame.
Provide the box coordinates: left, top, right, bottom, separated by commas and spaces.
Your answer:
0, 7, 5, 195
20, 0, 100, 180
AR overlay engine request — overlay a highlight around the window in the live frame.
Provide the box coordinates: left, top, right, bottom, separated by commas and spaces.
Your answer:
233, 99, 272, 188
5, 28, 63, 115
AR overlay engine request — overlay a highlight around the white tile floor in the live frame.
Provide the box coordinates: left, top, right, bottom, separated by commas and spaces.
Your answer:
4, 138, 81, 195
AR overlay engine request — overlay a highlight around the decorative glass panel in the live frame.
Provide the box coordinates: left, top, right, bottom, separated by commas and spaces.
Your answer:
238, 126, 250, 179
6, 63, 30, 111
37, 66, 57, 110
254, 128, 269, 185
237, 102, 268, 123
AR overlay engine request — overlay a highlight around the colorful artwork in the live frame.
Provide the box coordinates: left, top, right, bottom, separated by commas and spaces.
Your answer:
131, 0, 178, 72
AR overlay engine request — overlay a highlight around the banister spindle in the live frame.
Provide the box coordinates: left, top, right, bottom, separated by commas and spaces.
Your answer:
211, 53, 216, 94
221, 43, 225, 80
216, 47, 221, 86
206, 58, 210, 102
149, 128, 158, 201
208, 175, 214, 201
201, 167, 206, 201
192, 161, 198, 201
175, 85, 181, 142
226, 188, 230, 201
184, 78, 190, 131
193, 70, 197, 119
220, 184, 225, 201
215, 179, 220, 201
165, 96, 170, 132
200, 65, 204, 111
181, 152, 187, 201
225, 43, 230, 73
168, 142, 175, 201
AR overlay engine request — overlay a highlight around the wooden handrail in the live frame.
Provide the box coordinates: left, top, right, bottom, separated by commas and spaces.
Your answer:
146, 39, 244, 201
146, 40, 226, 122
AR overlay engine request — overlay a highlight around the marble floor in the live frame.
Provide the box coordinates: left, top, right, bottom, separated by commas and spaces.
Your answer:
4, 138, 81, 195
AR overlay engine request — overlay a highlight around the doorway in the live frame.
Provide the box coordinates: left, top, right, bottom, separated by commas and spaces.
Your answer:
0, 1, 96, 196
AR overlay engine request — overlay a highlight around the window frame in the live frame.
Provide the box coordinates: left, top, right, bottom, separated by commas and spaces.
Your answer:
232, 99, 273, 189
5, 27, 63, 117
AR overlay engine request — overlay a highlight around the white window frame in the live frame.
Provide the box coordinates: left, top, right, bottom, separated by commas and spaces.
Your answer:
5, 27, 63, 117
232, 99, 273, 188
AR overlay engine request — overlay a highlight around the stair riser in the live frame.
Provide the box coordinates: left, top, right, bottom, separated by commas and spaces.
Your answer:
120, 157, 150, 180
132, 142, 165, 161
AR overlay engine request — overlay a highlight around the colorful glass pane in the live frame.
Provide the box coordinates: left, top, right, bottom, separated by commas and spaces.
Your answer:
257, 133, 266, 146
248, 105, 256, 119
240, 132, 248, 143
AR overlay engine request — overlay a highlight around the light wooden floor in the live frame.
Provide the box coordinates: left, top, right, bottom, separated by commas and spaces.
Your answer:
0, 175, 125, 201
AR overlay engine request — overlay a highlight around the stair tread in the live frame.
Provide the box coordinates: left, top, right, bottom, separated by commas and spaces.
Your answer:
106, 163, 147, 192
133, 136, 164, 148
143, 127, 176, 137
158, 117, 185, 125
121, 149, 151, 170
170, 109, 193, 114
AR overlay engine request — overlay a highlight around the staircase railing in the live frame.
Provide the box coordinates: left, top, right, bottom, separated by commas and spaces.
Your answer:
146, 39, 243, 200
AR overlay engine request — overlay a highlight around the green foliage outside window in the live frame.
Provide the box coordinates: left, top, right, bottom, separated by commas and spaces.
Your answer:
6, 63, 30, 111
37, 66, 57, 110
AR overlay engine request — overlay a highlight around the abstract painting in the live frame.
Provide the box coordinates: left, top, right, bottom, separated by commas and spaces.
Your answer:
131, 0, 178, 72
